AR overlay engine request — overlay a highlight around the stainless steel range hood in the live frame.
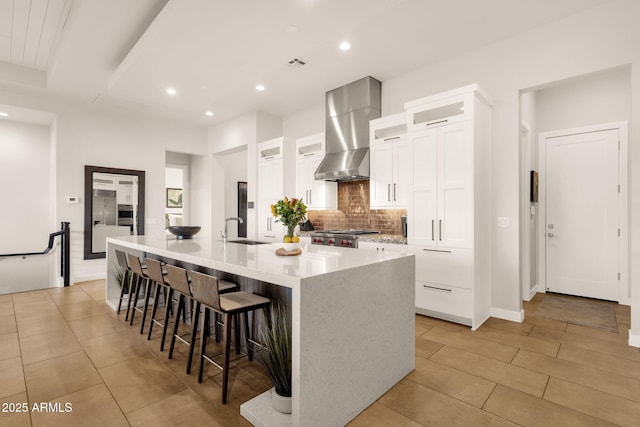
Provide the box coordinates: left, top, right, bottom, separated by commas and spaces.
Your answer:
314, 76, 381, 181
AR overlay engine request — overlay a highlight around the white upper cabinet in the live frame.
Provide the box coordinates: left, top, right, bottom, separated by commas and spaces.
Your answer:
295, 134, 337, 210
408, 122, 472, 248
369, 113, 411, 208
405, 84, 490, 132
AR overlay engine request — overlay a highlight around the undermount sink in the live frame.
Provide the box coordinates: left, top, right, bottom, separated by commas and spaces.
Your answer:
226, 239, 269, 245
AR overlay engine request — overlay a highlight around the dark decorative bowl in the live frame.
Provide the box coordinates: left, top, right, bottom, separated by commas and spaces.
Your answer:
168, 226, 201, 240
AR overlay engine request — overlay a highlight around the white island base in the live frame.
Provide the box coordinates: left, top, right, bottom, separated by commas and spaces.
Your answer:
106, 236, 415, 427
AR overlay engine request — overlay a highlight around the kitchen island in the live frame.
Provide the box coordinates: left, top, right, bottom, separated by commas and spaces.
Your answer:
106, 235, 415, 427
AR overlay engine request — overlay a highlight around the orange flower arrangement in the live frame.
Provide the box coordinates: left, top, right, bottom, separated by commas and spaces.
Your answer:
270, 197, 307, 238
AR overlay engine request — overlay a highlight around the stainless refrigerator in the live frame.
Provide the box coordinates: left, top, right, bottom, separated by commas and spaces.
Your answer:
92, 189, 117, 226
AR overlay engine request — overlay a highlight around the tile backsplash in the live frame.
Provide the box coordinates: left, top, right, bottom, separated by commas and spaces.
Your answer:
307, 181, 406, 235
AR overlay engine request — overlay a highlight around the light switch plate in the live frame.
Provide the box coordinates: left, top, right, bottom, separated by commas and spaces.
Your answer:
497, 216, 509, 228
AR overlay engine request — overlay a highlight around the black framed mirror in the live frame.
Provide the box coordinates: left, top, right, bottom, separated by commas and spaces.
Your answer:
84, 165, 145, 260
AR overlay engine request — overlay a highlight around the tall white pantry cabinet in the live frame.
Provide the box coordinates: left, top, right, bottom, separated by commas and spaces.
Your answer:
257, 137, 295, 242
405, 84, 492, 330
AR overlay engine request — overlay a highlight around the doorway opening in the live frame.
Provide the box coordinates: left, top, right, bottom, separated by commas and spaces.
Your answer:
519, 65, 631, 305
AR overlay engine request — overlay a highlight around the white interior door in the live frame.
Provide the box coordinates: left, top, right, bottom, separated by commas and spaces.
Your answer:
545, 129, 619, 301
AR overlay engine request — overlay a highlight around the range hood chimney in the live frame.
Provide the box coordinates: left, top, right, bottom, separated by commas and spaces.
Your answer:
314, 76, 381, 181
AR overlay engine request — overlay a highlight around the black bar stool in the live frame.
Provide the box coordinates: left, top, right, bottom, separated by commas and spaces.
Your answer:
144, 258, 171, 342
126, 253, 154, 334
164, 265, 238, 374
114, 249, 133, 316
189, 270, 271, 404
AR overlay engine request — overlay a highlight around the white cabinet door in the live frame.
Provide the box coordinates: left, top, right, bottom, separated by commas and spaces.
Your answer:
370, 143, 393, 208
438, 122, 472, 248
296, 157, 312, 204
393, 138, 412, 207
408, 129, 438, 246
258, 159, 284, 240
408, 123, 472, 249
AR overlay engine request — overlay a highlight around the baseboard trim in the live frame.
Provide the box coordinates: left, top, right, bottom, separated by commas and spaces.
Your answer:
491, 307, 525, 323
525, 284, 539, 302
72, 272, 106, 284
629, 330, 640, 348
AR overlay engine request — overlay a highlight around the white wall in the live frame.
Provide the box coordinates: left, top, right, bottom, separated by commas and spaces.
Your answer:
0, 120, 51, 253
0, 87, 209, 282
208, 111, 282, 239
535, 66, 631, 132
278, 0, 640, 338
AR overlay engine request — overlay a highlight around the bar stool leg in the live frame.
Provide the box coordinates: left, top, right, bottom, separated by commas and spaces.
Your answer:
222, 313, 233, 405
147, 282, 163, 340
168, 294, 184, 359
116, 270, 129, 314
159, 288, 174, 352
234, 316, 241, 355
129, 275, 144, 325
124, 272, 136, 321
139, 278, 154, 334
186, 301, 201, 375
243, 311, 252, 361
198, 307, 210, 383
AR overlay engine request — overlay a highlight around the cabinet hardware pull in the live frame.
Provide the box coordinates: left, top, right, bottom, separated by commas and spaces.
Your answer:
383, 136, 401, 141
264, 155, 275, 160
393, 184, 396, 201
305, 190, 308, 203
425, 119, 448, 127
265, 235, 275, 238
439, 220, 442, 241
309, 189, 312, 204
388, 184, 391, 201
422, 249, 452, 253
423, 285, 452, 292
431, 220, 435, 241
303, 153, 315, 157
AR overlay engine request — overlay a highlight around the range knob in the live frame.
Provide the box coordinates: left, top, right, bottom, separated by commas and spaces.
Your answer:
328, 239, 334, 245
345, 241, 351, 246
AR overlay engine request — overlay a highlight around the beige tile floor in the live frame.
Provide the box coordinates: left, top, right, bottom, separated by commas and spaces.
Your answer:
0, 283, 638, 426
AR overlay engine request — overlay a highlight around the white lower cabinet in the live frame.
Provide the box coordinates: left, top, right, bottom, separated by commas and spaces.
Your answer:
415, 282, 472, 320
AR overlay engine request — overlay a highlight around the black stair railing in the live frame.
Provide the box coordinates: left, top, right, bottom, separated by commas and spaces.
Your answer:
0, 222, 71, 286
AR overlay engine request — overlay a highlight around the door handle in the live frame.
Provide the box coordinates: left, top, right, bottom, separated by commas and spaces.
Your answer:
547, 232, 559, 237
309, 189, 312, 204
439, 220, 442, 241
393, 184, 396, 201
431, 220, 435, 241
388, 184, 391, 201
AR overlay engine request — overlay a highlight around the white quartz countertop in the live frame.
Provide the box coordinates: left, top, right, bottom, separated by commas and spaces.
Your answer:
107, 235, 411, 289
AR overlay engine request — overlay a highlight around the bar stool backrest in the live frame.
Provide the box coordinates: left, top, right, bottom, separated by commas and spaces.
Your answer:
126, 253, 145, 276
115, 250, 129, 270
189, 271, 222, 312
145, 258, 164, 283
165, 264, 192, 296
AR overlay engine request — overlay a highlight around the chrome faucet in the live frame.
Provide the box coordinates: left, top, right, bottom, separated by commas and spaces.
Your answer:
222, 217, 244, 241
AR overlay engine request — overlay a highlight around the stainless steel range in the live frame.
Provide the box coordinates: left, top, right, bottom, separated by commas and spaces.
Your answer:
310, 229, 380, 248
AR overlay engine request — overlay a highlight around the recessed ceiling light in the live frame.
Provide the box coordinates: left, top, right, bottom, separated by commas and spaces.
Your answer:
0, 112, 8, 117
256, 84, 265, 91
205, 111, 214, 117
285, 25, 300, 34
339, 41, 351, 51
166, 87, 177, 95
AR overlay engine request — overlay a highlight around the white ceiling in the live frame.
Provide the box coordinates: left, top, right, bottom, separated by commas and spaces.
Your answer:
0, 0, 612, 127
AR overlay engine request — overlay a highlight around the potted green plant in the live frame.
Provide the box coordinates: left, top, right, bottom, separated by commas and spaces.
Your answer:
259, 306, 292, 414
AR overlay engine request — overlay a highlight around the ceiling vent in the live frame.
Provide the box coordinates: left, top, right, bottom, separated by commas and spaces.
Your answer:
287, 58, 307, 69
